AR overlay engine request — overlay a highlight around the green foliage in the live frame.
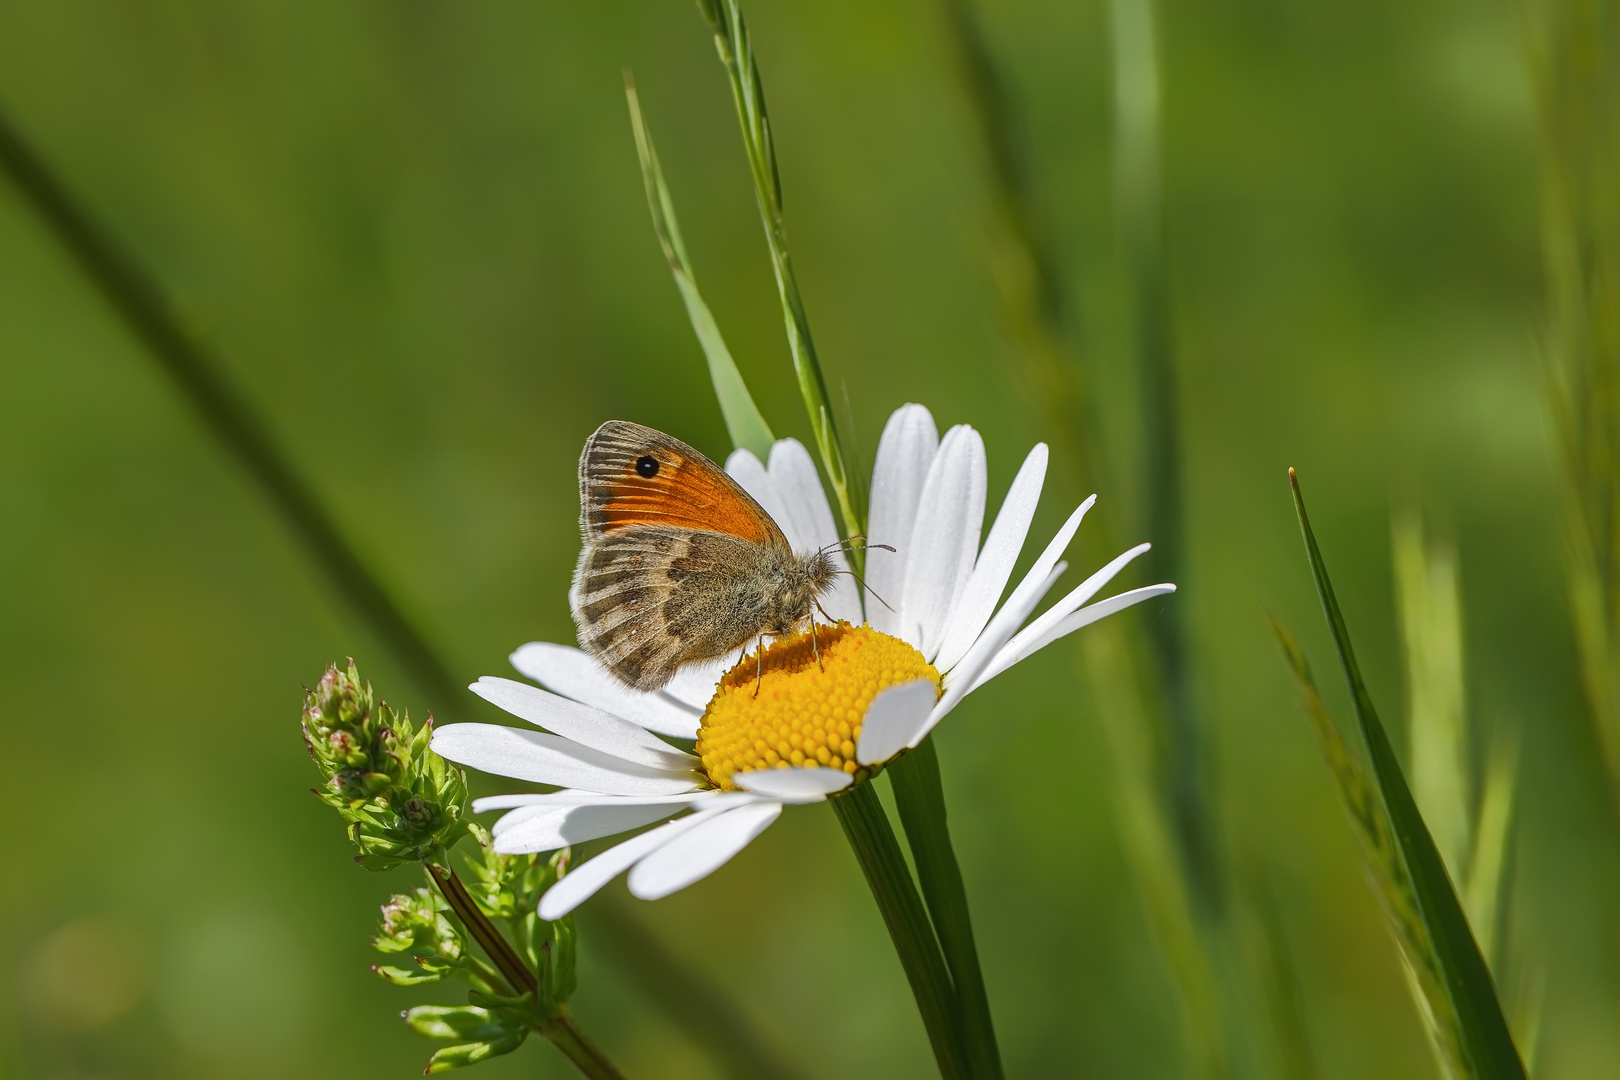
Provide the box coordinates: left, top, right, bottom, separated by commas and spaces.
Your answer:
301, 659, 471, 869
460, 826, 578, 1004
623, 72, 775, 462
1537, 0, 1620, 828
696, 0, 866, 543
405, 1005, 530, 1073
1279, 471, 1527, 1080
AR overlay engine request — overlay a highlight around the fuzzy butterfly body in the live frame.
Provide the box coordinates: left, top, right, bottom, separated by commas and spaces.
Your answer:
570, 420, 839, 692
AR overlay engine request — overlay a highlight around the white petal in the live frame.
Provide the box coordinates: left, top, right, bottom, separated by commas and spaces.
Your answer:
662, 656, 727, 710
980, 542, 1153, 683
432, 724, 699, 796
900, 425, 987, 656
920, 562, 1067, 742
932, 444, 1049, 673
491, 801, 685, 854
470, 677, 696, 770
733, 766, 854, 802
509, 643, 701, 740
933, 493, 1094, 702
768, 439, 862, 624
973, 583, 1176, 691
725, 448, 794, 533
537, 808, 726, 920
626, 802, 783, 901
855, 679, 939, 765
474, 790, 717, 813
866, 404, 939, 636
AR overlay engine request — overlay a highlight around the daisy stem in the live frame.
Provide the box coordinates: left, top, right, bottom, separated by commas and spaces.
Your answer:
888, 737, 1004, 1080
831, 782, 972, 1080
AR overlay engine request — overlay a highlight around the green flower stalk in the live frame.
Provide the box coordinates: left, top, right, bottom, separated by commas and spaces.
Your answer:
302, 659, 471, 869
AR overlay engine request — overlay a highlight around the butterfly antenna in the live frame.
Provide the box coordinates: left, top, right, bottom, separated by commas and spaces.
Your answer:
832, 564, 896, 614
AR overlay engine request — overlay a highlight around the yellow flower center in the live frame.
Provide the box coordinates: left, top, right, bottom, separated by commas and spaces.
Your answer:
695, 622, 942, 791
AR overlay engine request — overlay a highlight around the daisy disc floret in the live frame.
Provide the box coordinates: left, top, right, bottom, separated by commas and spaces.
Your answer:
431, 403, 1175, 920
697, 622, 941, 790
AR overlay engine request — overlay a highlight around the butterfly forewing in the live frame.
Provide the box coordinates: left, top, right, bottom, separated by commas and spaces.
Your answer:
579, 421, 788, 548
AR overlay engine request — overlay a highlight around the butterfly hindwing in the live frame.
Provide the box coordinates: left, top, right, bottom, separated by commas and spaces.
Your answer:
570, 526, 780, 692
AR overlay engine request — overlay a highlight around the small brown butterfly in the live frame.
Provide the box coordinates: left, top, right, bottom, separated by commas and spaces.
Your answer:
570, 420, 842, 692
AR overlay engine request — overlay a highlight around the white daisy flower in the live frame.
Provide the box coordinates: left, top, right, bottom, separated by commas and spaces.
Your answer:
432, 403, 1174, 920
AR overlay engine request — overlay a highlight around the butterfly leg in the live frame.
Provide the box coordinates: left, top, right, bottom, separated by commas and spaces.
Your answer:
808, 608, 825, 672
753, 635, 765, 698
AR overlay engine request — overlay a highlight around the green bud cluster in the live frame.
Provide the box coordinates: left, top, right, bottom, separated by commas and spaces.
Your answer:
301, 659, 469, 869
372, 887, 465, 987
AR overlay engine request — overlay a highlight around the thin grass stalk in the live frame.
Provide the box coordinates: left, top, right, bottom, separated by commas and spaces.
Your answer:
1286, 469, 1528, 1080
831, 783, 972, 1080
0, 100, 464, 713
938, 1, 1240, 1071
1110, 0, 1222, 922
688, 6, 1003, 1071
696, 0, 866, 546
887, 739, 1005, 1080
1533, 0, 1620, 828
624, 71, 776, 462
0, 99, 799, 1080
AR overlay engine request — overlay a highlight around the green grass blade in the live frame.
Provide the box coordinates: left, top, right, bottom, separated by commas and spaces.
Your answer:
1393, 511, 1472, 880
695, 0, 866, 544
1286, 469, 1527, 1080
624, 72, 774, 462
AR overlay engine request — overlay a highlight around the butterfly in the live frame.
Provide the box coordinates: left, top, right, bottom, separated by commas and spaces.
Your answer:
570, 420, 845, 692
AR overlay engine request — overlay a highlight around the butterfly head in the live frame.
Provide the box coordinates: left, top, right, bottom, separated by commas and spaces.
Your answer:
765, 548, 840, 635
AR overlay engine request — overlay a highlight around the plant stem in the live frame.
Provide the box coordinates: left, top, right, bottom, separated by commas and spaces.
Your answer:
888, 738, 1003, 1080
431, 864, 630, 1080
831, 783, 970, 1080
539, 1012, 631, 1080
429, 862, 537, 997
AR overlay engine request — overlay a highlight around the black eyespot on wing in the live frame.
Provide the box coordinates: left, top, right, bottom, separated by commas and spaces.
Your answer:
635, 455, 660, 478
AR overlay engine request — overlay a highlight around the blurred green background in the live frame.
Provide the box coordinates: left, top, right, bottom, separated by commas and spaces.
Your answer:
1, 1, 1615, 1078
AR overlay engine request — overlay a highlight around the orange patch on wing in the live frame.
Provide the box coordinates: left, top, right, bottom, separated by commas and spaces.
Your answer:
596, 455, 778, 545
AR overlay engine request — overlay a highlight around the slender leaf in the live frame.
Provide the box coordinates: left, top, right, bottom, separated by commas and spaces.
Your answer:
1284, 469, 1526, 1080
624, 71, 775, 462
696, 0, 866, 544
